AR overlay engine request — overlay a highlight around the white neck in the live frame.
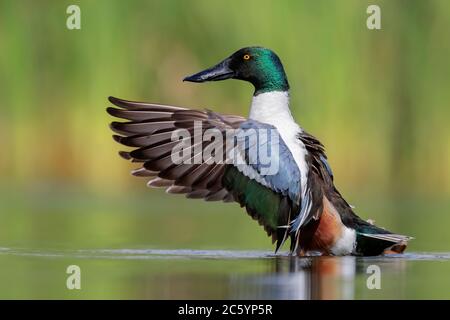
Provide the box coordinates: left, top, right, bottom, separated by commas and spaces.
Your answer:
249, 91, 295, 124
248, 90, 309, 198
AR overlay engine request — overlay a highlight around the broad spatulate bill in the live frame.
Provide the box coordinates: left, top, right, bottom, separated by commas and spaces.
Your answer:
108, 46, 412, 256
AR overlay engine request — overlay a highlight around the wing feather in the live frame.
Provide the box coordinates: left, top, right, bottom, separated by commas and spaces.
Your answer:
107, 96, 306, 249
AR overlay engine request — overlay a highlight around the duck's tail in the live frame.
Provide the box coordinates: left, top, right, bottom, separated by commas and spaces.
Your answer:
354, 222, 413, 256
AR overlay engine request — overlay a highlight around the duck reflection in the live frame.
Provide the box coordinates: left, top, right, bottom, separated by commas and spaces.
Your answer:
230, 255, 357, 299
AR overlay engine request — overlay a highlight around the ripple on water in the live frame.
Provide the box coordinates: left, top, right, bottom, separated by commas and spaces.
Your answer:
0, 247, 449, 261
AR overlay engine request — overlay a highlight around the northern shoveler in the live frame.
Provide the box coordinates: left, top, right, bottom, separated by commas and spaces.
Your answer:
108, 46, 412, 256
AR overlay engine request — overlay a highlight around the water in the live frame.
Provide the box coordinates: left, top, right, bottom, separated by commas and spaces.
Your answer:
1, 189, 449, 299
1, 247, 449, 299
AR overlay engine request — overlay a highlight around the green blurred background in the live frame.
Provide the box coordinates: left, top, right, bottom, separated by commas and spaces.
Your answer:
1, 0, 450, 254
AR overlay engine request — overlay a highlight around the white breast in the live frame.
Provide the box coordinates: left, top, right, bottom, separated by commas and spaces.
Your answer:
331, 227, 356, 255
249, 91, 308, 193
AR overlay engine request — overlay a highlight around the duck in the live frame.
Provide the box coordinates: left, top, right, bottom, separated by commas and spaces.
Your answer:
107, 46, 412, 256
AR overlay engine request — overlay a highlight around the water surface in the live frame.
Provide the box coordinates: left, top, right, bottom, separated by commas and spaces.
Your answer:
1, 190, 449, 299
1, 247, 449, 299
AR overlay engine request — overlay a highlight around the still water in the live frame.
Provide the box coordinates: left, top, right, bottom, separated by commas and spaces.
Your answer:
1, 188, 450, 299
0, 247, 449, 299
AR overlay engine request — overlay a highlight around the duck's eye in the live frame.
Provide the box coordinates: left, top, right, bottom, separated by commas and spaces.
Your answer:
243, 54, 251, 60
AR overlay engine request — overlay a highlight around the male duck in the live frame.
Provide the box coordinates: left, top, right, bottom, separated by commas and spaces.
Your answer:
108, 46, 412, 256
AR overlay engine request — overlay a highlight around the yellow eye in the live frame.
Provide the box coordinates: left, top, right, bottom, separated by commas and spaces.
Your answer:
243, 54, 251, 60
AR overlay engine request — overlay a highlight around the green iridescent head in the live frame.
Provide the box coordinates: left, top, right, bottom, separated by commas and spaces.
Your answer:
184, 46, 289, 95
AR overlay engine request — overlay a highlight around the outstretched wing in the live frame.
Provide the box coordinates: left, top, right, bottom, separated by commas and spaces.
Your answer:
107, 96, 304, 250
108, 96, 240, 202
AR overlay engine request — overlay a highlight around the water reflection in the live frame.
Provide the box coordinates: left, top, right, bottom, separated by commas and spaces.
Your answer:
230, 256, 352, 299
231, 255, 407, 300
1, 248, 448, 299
